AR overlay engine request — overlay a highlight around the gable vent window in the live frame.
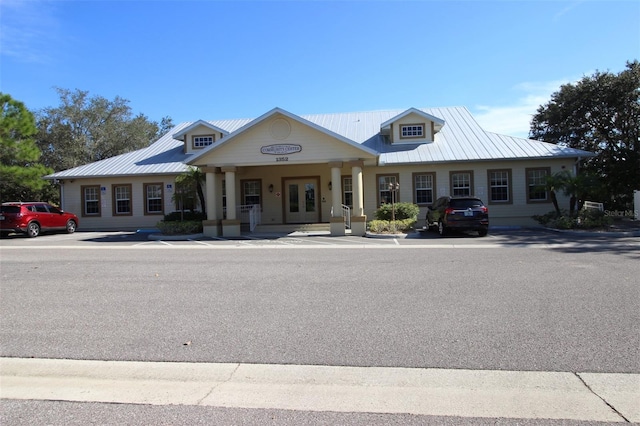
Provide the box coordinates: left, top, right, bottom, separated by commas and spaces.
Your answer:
193, 135, 214, 149
400, 124, 424, 139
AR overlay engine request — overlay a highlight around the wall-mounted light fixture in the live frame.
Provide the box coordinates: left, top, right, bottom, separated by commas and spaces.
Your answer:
328, 181, 332, 191
268, 184, 274, 193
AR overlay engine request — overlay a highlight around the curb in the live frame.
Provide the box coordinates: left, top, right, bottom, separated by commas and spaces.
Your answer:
3, 357, 638, 422
365, 232, 409, 239
542, 227, 640, 238
147, 233, 205, 241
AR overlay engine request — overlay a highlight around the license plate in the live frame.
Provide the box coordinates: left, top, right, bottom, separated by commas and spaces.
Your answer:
464, 211, 473, 217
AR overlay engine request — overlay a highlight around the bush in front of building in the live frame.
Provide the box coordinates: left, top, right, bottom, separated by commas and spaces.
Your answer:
368, 219, 415, 234
532, 208, 613, 229
156, 211, 206, 235
163, 211, 207, 222
156, 220, 203, 235
374, 202, 420, 221
369, 202, 419, 233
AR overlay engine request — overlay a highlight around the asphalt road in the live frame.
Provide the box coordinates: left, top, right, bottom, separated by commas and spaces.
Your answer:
1, 231, 638, 424
1, 233, 638, 373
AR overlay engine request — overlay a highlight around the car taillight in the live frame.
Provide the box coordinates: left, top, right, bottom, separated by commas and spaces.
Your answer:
480, 206, 488, 213
445, 207, 455, 214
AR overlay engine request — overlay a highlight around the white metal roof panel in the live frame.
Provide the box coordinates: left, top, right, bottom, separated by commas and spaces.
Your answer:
47, 107, 594, 179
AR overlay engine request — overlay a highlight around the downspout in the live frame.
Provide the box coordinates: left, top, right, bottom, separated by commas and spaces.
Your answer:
59, 180, 65, 210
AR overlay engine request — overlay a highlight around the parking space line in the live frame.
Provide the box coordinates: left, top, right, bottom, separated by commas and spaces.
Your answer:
190, 240, 214, 246
312, 236, 392, 246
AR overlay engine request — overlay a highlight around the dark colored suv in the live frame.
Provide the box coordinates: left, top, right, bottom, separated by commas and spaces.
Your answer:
0, 202, 79, 238
426, 196, 489, 237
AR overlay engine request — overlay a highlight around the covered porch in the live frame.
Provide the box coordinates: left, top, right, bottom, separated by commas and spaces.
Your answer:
182, 108, 378, 238
198, 161, 368, 238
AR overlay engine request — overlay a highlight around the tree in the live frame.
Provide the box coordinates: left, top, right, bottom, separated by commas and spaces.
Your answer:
542, 172, 566, 216
173, 166, 206, 218
0, 93, 54, 202
558, 171, 602, 216
530, 61, 640, 210
35, 88, 171, 172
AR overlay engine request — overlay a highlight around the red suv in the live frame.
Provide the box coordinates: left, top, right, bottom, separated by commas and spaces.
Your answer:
0, 202, 79, 238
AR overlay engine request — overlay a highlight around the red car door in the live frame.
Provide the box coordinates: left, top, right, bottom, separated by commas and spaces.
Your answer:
45, 204, 67, 228
33, 204, 54, 229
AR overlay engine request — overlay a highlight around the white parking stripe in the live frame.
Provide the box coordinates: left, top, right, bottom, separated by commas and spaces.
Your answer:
1, 358, 637, 422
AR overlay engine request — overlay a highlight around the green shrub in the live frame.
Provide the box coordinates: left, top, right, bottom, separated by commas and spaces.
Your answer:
532, 211, 556, 226
163, 211, 206, 221
576, 208, 612, 229
368, 219, 415, 233
374, 202, 420, 221
532, 208, 613, 229
549, 215, 575, 229
156, 220, 203, 235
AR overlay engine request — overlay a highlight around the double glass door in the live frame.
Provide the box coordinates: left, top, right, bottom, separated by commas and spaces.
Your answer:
284, 179, 319, 223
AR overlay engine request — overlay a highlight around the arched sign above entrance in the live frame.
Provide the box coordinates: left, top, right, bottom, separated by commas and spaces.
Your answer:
260, 144, 302, 155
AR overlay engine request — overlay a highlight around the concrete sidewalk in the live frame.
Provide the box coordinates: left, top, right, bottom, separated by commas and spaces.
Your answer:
1, 358, 638, 422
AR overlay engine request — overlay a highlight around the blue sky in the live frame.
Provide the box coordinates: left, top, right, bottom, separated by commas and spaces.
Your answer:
1, 0, 638, 138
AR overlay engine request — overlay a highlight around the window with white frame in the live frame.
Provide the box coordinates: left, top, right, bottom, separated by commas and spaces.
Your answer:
413, 173, 435, 205
377, 174, 399, 205
113, 184, 132, 215
527, 168, 550, 202
400, 124, 424, 139
192, 135, 214, 149
342, 177, 353, 207
242, 180, 261, 206
82, 186, 100, 216
450, 171, 473, 197
488, 170, 511, 203
145, 183, 164, 215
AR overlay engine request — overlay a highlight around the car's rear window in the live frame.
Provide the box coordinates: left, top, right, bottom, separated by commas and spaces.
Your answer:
1, 206, 21, 214
450, 199, 484, 209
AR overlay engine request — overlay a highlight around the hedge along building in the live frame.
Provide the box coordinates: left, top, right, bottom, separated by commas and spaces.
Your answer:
46, 106, 594, 237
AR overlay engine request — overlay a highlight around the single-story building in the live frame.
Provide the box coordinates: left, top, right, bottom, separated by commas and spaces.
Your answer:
46, 106, 594, 236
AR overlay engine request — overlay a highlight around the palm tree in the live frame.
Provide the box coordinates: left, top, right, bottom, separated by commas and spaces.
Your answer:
561, 172, 601, 216
543, 172, 568, 216
174, 166, 206, 218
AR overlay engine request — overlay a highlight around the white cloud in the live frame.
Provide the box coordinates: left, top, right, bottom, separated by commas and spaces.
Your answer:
472, 79, 574, 138
0, 0, 60, 63
553, 1, 585, 22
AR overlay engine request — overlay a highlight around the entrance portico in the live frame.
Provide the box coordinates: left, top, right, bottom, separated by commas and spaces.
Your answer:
186, 108, 377, 237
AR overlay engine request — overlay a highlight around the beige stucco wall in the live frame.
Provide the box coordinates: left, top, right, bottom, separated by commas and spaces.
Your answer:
216, 163, 334, 225
362, 158, 574, 227
60, 158, 576, 230
192, 114, 375, 167
59, 175, 178, 230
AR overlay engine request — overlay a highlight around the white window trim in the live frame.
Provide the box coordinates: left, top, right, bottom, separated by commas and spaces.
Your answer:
192, 135, 214, 149
400, 123, 425, 139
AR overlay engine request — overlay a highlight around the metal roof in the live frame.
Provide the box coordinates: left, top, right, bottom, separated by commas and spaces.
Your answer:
46, 106, 594, 179
187, 107, 378, 165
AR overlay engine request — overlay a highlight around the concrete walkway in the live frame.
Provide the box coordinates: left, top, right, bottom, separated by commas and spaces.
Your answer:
1, 358, 638, 422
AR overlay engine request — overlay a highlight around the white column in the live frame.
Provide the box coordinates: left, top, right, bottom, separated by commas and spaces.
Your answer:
223, 167, 237, 220
330, 162, 342, 217
205, 171, 217, 220
352, 163, 364, 216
